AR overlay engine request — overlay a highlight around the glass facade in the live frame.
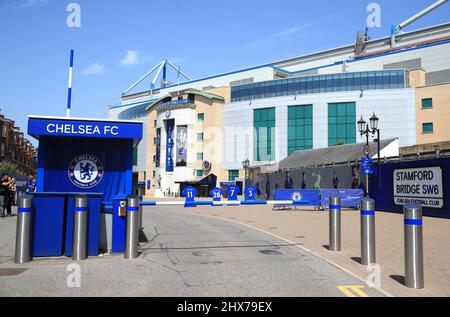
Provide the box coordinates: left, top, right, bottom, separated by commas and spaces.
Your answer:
328, 102, 356, 146
254, 108, 275, 162
288, 105, 313, 155
231, 70, 406, 102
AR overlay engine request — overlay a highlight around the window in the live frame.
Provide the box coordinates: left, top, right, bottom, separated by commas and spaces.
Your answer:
197, 113, 205, 121
254, 108, 276, 161
228, 170, 240, 182
153, 137, 157, 145
197, 153, 203, 160
422, 98, 433, 109
153, 155, 156, 163
196, 170, 204, 177
288, 105, 313, 155
153, 120, 157, 127
422, 123, 434, 133
152, 171, 156, 178
328, 102, 356, 146
197, 133, 204, 141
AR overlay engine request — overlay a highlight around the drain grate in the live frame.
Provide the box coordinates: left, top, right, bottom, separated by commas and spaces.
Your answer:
0, 268, 28, 277
259, 249, 282, 256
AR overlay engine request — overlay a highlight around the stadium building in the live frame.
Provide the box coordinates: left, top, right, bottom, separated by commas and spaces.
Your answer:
108, 22, 450, 198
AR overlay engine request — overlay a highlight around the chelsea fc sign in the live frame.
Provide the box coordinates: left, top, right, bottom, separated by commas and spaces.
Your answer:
68, 154, 104, 189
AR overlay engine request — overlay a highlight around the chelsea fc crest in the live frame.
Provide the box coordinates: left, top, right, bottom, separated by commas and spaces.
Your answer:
292, 192, 303, 201
68, 154, 104, 189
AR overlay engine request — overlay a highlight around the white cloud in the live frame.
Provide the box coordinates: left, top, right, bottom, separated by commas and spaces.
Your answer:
17, 0, 49, 9
274, 26, 300, 38
120, 50, 140, 66
81, 63, 105, 76
247, 21, 321, 48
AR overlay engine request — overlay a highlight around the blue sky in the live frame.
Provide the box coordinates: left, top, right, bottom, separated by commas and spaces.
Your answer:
0, 0, 449, 145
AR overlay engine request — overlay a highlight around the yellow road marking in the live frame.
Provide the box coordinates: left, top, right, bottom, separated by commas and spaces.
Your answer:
337, 285, 369, 297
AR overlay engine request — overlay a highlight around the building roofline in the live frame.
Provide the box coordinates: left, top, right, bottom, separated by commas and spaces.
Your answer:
121, 22, 450, 100
270, 22, 450, 66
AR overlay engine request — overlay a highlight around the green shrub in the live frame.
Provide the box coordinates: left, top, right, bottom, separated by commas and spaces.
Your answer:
0, 161, 20, 174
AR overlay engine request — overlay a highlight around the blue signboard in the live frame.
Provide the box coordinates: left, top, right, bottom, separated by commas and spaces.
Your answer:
28, 117, 142, 140
274, 190, 321, 206
37, 137, 133, 203
244, 186, 257, 201
361, 157, 374, 175
159, 99, 192, 108
166, 119, 174, 172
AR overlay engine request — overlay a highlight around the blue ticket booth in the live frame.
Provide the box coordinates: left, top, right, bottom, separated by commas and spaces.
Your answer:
28, 116, 143, 257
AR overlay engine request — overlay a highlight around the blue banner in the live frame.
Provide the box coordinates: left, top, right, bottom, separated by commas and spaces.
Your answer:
320, 189, 364, 207
28, 118, 142, 139
38, 137, 133, 203
166, 119, 174, 172
274, 190, 321, 206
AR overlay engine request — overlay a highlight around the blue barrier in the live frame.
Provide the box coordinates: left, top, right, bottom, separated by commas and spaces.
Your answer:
320, 189, 364, 208
140, 199, 309, 207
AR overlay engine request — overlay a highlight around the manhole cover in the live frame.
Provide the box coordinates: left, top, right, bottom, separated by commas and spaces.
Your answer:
0, 268, 28, 277
259, 250, 282, 255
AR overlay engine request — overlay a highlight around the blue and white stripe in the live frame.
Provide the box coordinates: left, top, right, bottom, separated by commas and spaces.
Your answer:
67, 49, 74, 117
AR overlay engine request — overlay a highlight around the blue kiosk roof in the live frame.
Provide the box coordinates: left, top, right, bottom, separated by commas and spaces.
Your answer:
28, 116, 143, 145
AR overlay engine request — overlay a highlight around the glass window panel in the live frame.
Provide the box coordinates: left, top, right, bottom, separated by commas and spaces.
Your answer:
296, 106, 304, 118
306, 77, 313, 93
347, 73, 354, 91
329, 104, 337, 116
337, 105, 346, 117
376, 72, 383, 89
354, 73, 361, 90
368, 72, 376, 90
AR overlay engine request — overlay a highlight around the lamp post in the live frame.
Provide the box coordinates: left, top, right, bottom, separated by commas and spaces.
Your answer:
358, 113, 380, 196
242, 159, 250, 183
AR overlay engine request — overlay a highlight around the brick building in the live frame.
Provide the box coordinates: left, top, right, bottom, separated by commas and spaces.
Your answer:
0, 113, 37, 175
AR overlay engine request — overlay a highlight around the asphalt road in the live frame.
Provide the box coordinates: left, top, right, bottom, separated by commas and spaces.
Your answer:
0, 207, 383, 297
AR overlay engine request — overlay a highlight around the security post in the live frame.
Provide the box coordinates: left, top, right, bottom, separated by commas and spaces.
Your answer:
360, 197, 376, 265
72, 195, 88, 261
329, 196, 341, 252
15, 195, 33, 264
125, 196, 140, 259
404, 204, 424, 289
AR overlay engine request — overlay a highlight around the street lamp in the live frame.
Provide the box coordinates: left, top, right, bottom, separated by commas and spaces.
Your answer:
242, 159, 250, 181
358, 113, 381, 196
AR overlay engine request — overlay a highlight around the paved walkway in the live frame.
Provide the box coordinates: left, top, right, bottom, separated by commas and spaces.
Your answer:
0, 207, 382, 297
178, 203, 450, 297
